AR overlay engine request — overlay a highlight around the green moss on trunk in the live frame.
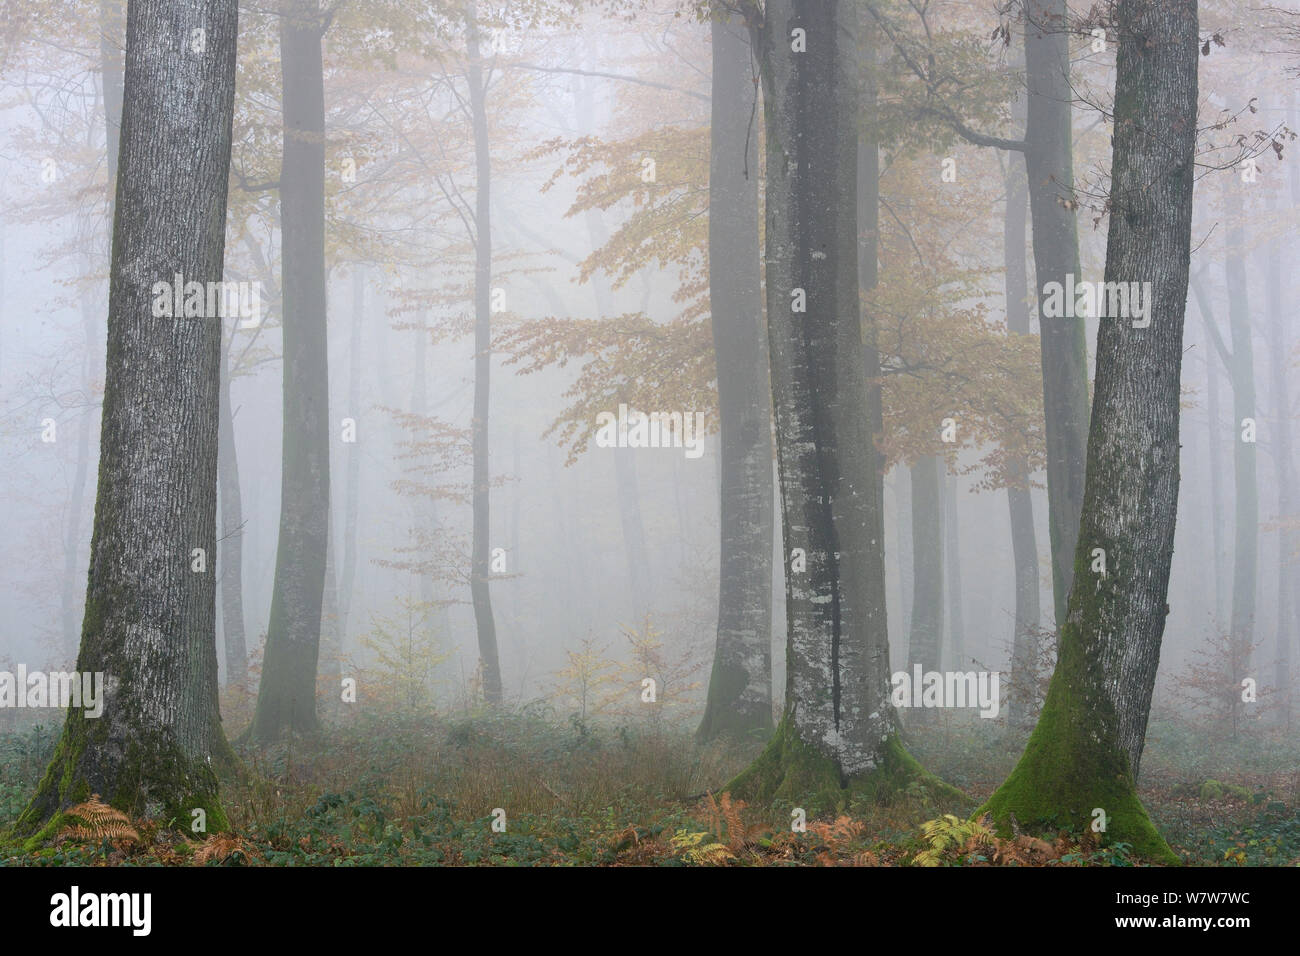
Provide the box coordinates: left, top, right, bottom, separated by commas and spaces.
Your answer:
979, 617, 1179, 865
725, 715, 965, 812
6, 710, 231, 850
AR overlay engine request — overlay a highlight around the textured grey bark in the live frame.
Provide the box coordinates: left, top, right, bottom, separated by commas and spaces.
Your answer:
908, 455, 944, 675
982, 0, 1196, 859
338, 266, 364, 640
1003, 148, 1041, 728
60, 1, 126, 662
16, 0, 240, 834
1057, 0, 1197, 778
465, 2, 502, 704
943, 464, 965, 667
857, 18, 889, 682
754, 0, 895, 773
698, 9, 774, 741
252, 0, 331, 740
1022, 0, 1089, 629
217, 343, 247, 688
1224, 197, 1257, 724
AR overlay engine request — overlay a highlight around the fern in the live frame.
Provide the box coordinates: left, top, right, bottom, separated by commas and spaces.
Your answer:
670, 829, 735, 865
194, 833, 257, 866
57, 794, 140, 845
913, 813, 994, 867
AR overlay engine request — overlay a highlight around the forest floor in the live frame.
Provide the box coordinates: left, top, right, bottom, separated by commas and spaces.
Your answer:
0, 702, 1297, 866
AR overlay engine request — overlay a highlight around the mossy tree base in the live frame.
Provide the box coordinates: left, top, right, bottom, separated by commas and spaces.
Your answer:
977, 690, 1179, 865
724, 716, 966, 814
5, 712, 231, 853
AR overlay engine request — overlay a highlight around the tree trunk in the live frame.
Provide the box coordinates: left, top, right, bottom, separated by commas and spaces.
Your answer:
895, 464, 913, 639
15, 0, 240, 840
1204, 319, 1227, 626
1022, 0, 1090, 629
731, 1, 948, 802
908, 455, 944, 675
338, 266, 364, 640
1224, 190, 1257, 735
1004, 148, 1041, 729
1265, 192, 1293, 728
252, 0, 331, 741
465, 2, 502, 705
218, 343, 248, 688
698, 8, 774, 742
61, 295, 96, 662
944, 463, 965, 667
981, 0, 1197, 864
58, 0, 126, 664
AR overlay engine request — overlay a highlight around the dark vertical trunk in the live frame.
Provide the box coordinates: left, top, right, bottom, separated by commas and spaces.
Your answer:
1022, 0, 1090, 629
218, 344, 247, 688
465, 2, 502, 704
59, 0, 126, 664
858, 12, 890, 693
699, 9, 774, 741
252, 0, 330, 740
732, 0, 911, 795
908, 455, 944, 674
16, 0, 240, 837
1004, 148, 1041, 728
982, 0, 1196, 864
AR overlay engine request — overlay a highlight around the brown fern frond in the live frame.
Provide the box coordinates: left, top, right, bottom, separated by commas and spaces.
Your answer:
57, 794, 139, 845
704, 790, 723, 842
721, 793, 747, 850
194, 833, 258, 866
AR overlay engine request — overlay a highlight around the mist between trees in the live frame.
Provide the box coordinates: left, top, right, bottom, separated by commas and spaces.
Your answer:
0, 0, 1296, 868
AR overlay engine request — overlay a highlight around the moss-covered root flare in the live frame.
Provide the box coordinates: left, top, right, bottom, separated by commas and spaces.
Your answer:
977, 694, 1180, 865
724, 716, 966, 812
5, 718, 232, 852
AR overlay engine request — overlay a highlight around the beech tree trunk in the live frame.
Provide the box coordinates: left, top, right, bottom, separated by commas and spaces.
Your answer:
1224, 194, 1257, 734
252, 0, 331, 740
731, 1, 921, 798
981, 0, 1197, 864
15, 0, 240, 839
944, 464, 965, 667
1022, 0, 1090, 630
908, 455, 944, 675
338, 266, 364, 640
465, 2, 502, 704
1004, 148, 1042, 728
1265, 193, 1293, 728
218, 344, 247, 688
698, 8, 774, 742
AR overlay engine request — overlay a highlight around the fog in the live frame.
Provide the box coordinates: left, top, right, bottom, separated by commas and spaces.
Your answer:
0, 0, 1297, 874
